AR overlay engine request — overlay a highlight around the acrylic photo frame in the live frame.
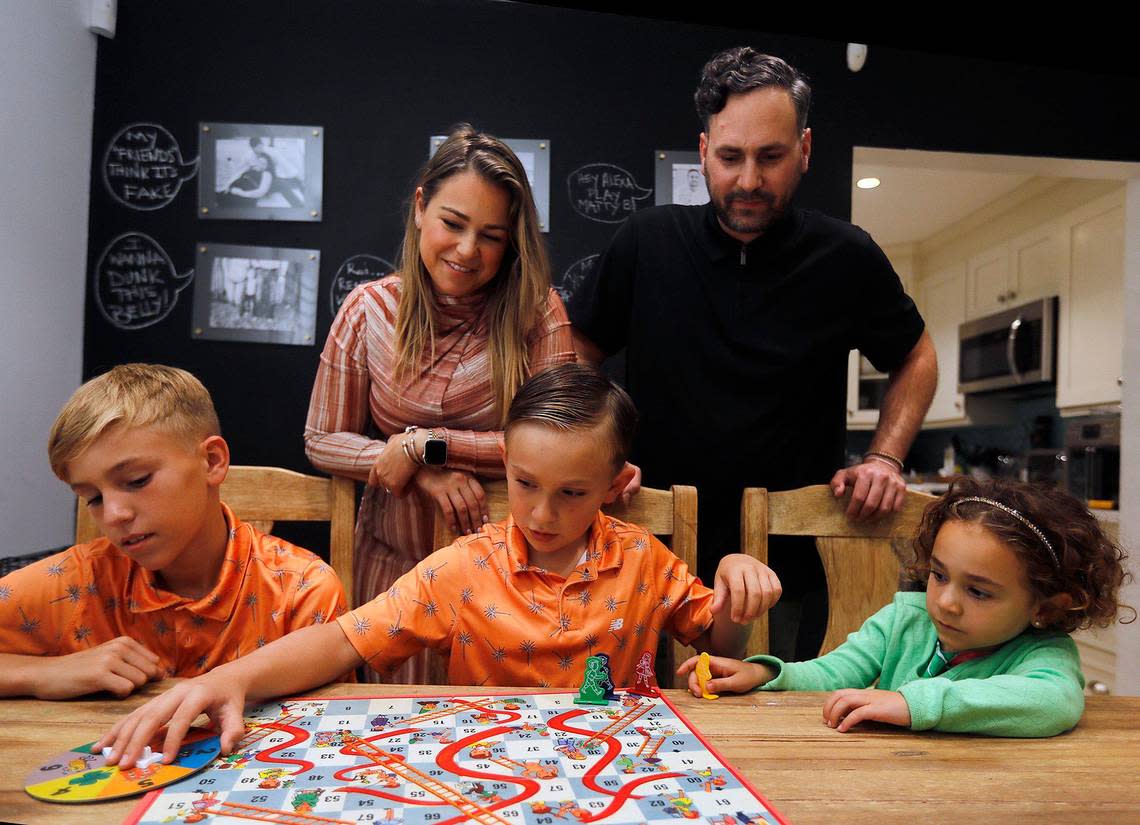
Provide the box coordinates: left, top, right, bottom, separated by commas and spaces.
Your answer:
654, 150, 709, 207
192, 243, 319, 346
199, 122, 324, 221
429, 135, 551, 232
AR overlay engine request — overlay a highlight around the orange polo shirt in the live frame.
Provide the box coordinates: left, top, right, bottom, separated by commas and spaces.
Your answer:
0, 503, 347, 677
336, 511, 715, 686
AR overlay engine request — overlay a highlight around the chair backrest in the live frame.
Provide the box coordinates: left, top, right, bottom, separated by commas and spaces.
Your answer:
76, 465, 357, 606
432, 480, 698, 688
741, 484, 936, 658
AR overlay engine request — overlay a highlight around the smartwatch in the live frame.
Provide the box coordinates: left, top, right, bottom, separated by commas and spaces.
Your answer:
422, 428, 448, 466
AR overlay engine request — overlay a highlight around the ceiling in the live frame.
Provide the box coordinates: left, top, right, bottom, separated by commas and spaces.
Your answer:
514, 3, 1140, 79
849, 148, 1140, 248
850, 162, 1033, 247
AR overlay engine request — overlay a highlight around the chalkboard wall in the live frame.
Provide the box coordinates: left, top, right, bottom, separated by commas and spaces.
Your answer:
85, 0, 1140, 485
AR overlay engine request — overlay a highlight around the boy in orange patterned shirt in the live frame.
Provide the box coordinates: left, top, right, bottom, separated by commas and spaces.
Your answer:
99, 363, 781, 768
0, 364, 346, 699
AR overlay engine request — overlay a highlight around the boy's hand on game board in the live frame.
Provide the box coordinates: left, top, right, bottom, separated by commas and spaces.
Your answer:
96, 670, 248, 770
711, 554, 782, 623
822, 688, 912, 732
677, 654, 775, 696
29, 637, 165, 699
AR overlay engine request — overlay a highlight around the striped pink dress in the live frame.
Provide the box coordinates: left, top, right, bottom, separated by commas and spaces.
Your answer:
304, 274, 575, 683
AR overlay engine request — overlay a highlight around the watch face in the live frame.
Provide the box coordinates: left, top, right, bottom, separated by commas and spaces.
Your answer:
424, 438, 447, 466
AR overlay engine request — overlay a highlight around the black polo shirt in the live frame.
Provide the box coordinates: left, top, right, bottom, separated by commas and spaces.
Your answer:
570, 203, 924, 577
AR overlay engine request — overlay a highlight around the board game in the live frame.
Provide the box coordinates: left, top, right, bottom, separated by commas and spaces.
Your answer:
125, 691, 788, 825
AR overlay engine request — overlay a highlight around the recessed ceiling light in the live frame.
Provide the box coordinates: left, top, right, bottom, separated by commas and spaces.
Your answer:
856, 177, 881, 190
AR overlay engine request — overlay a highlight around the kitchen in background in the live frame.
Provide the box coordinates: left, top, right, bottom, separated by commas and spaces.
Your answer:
846, 147, 1129, 693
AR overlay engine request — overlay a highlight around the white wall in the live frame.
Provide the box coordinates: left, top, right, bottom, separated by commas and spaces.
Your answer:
1116, 178, 1140, 695
0, 1, 96, 556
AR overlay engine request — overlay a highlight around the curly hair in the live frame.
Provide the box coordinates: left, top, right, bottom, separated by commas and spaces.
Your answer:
908, 477, 1133, 633
693, 47, 811, 131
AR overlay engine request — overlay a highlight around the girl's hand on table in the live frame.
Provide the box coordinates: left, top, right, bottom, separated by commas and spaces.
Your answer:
368, 433, 420, 495
676, 654, 774, 696
822, 688, 911, 732
95, 671, 248, 770
413, 468, 488, 535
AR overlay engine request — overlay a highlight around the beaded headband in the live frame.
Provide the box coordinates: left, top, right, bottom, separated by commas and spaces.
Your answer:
953, 496, 1059, 567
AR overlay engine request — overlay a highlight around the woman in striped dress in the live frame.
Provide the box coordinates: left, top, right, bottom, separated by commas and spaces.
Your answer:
304, 126, 575, 683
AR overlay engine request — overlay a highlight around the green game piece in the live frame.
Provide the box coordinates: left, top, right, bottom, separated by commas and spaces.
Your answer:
574, 655, 610, 705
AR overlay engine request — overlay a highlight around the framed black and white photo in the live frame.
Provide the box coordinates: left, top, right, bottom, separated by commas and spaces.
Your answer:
192, 243, 319, 345
654, 150, 709, 206
199, 122, 323, 221
430, 134, 551, 232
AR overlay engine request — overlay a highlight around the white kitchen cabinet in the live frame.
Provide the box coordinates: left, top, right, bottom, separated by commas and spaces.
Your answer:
846, 350, 885, 430
1056, 193, 1125, 411
919, 261, 968, 424
1008, 222, 1068, 307
965, 229, 1066, 320
965, 242, 1010, 319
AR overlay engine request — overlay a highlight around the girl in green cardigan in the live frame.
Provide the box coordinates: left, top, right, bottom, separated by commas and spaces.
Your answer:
679, 478, 1131, 737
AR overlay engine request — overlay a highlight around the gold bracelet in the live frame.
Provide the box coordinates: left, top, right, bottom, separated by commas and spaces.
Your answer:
402, 435, 422, 466
864, 450, 904, 470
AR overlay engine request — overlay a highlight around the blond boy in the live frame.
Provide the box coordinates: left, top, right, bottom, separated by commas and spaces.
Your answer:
99, 363, 780, 767
0, 364, 346, 699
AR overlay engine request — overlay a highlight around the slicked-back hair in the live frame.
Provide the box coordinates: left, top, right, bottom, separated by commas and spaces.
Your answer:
694, 47, 812, 132
48, 363, 220, 480
505, 363, 638, 471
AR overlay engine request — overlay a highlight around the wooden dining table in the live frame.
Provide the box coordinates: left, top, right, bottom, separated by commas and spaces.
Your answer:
2, 683, 1137, 825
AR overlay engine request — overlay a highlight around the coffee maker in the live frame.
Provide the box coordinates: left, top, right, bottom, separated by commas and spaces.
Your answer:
1064, 416, 1120, 509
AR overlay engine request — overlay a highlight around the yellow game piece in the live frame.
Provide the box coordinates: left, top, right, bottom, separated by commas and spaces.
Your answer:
696, 651, 719, 700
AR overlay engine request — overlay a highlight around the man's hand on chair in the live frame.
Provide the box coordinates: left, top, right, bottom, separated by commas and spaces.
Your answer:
830, 459, 906, 522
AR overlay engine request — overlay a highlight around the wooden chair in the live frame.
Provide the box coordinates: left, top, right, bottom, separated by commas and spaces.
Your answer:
432, 480, 698, 687
76, 466, 358, 606
740, 484, 937, 658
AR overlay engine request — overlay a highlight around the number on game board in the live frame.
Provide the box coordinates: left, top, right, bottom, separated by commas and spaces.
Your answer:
321, 753, 335, 759
252, 795, 268, 803
425, 814, 440, 820
307, 774, 323, 781
199, 779, 216, 786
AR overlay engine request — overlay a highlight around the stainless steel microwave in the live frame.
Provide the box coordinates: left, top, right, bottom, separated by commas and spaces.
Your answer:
958, 296, 1057, 394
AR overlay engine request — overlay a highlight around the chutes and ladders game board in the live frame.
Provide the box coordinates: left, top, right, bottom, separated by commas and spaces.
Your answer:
125, 691, 788, 825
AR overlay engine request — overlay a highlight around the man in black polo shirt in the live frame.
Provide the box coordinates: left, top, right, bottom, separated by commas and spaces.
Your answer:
569, 48, 937, 660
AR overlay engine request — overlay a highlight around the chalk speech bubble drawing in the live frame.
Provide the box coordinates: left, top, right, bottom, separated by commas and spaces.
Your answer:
556, 253, 599, 306
567, 163, 652, 224
329, 254, 395, 317
102, 123, 199, 211
94, 232, 194, 330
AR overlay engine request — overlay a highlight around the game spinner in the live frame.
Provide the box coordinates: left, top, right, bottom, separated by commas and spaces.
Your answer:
126, 691, 788, 825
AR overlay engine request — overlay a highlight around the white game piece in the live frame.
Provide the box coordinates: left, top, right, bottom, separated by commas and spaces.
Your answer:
102, 746, 114, 760
135, 746, 163, 770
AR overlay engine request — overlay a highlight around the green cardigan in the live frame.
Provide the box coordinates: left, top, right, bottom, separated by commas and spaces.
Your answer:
747, 592, 1085, 737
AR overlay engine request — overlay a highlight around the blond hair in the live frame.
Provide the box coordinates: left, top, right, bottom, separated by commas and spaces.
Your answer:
48, 363, 220, 479
395, 124, 551, 426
